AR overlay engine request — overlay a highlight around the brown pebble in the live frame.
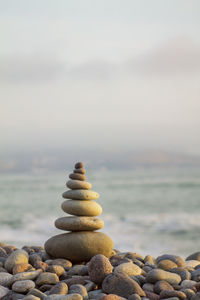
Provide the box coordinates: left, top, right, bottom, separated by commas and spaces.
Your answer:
39, 284, 54, 292
102, 272, 146, 298
22, 246, 35, 255
74, 168, 86, 174
157, 259, 178, 271
50, 258, 72, 270
154, 280, 174, 294
46, 265, 65, 277
75, 162, 84, 169
69, 173, 86, 181
29, 254, 42, 265
12, 263, 33, 274
99, 294, 121, 300
3, 245, 16, 254
33, 261, 48, 271
88, 254, 113, 284
160, 290, 186, 299
145, 291, 160, 300
49, 282, 68, 295
63, 276, 85, 287
110, 255, 131, 267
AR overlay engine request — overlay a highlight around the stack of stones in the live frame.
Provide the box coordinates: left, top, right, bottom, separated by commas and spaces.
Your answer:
45, 162, 113, 262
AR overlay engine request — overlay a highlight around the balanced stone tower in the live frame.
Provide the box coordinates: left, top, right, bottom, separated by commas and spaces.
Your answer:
45, 162, 113, 262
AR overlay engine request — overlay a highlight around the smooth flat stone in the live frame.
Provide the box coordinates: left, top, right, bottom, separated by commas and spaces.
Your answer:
69, 173, 86, 181
74, 168, 86, 174
62, 190, 99, 200
66, 180, 92, 190
45, 231, 114, 262
55, 216, 104, 231
61, 200, 102, 216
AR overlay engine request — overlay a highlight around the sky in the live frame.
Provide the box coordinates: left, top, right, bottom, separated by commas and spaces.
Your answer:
1, 0, 200, 157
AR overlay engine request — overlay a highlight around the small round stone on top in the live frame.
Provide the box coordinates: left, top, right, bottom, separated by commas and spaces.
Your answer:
75, 162, 84, 169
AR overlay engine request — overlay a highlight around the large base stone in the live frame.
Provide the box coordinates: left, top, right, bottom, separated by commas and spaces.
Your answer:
44, 231, 113, 262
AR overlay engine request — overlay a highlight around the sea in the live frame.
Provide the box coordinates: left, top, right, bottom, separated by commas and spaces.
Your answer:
0, 166, 200, 258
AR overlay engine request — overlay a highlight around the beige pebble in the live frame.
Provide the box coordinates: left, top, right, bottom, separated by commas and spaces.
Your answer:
114, 262, 142, 276
61, 200, 102, 216
12, 279, 35, 293
74, 168, 86, 174
62, 190, 99, 200
5, 249, 28, 272
55, 216, 104, 231
69, 173, 86, 181
36, 272, 59, 286
66, 180, 92, 190
45, 232, 114, 262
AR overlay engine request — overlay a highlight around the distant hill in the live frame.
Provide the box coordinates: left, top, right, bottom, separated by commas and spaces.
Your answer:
0, 150, 200, 172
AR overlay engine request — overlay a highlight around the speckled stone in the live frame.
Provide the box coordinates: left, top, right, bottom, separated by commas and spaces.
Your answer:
55, 216, 104, 231
88, 254, 113, 284
12, 279, 35, 293
0, 272, 13, 287
62, 190, 99, 200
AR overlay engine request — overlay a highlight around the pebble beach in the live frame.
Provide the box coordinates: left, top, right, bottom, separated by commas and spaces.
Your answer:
0, 163, 200, 299
0, 243, 200, 300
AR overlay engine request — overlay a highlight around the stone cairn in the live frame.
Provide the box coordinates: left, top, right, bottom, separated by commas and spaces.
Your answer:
45, 162, 113, 262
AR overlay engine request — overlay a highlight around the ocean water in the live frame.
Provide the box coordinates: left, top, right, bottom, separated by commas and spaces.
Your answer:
0, 166, 200, 258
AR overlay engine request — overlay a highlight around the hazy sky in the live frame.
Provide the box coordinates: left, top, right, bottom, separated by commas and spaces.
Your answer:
1, 0, 200, 156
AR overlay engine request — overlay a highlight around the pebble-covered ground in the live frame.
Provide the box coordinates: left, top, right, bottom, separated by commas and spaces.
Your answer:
0, 242, 200, 300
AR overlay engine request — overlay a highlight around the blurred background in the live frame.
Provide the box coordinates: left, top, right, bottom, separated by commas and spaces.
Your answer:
0, 0, 200, 257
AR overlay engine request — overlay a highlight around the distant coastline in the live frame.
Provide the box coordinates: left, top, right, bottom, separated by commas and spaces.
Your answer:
1, 150, 200, 173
